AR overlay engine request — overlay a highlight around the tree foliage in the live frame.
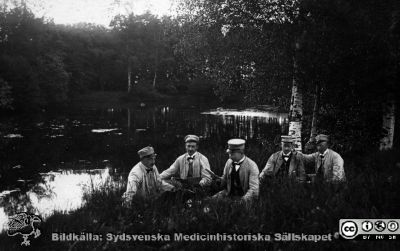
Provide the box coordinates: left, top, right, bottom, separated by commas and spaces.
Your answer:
175, 0, 399, 149
0, 0, 398, 148
0, 5, 202, 110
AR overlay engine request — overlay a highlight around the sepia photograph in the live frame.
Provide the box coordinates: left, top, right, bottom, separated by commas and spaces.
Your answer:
0, 0, 399, 250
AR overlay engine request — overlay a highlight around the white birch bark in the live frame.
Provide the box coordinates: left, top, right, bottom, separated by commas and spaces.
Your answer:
380, 93, 396, 150
310, 83, 321, 141
288, 58, 303, 152
127, 61, 132, 93
152, 71, 157, 89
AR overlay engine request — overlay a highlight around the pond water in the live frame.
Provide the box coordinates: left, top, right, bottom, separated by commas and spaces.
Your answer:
0, 104, 288, 233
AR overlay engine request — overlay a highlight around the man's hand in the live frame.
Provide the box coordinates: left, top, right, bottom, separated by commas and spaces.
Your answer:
170, 177, 183, 190
231, 197, 247, 207
122, 195, 133, 207
205, 169, 222, 180
259, 173, 273, 184
259, 173, 269, 184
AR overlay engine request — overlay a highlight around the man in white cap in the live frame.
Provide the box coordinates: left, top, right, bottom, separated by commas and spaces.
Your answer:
212, 139, 259, 202
259, 135, 306, 182
302, 134, 346, 182
160, 135, 212, 187
122, 146, 174, 204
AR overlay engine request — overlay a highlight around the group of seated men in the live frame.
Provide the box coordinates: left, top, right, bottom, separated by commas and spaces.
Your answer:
122, 134, 346, 204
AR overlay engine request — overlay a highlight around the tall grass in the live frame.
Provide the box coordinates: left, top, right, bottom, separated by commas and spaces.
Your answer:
1, 150, 400, 250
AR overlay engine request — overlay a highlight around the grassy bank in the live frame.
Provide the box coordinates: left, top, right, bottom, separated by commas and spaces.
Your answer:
1, 149, 400, 250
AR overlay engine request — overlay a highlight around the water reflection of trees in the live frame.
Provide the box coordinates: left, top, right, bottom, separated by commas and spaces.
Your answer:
202, 115, 289, 140
125, 106, 289, 143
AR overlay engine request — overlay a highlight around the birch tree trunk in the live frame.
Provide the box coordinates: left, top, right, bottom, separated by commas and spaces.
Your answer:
127, 108, 131, 129
127, 61, 132, 93
126, 43, 132, 93
152, 71, 157, 88
380, 93, 396, 150
152, 29, 160, 89
152, 46, 158, 88
288, 57, 303, 152
380, 9, 399, 150
309, 82, 321, 141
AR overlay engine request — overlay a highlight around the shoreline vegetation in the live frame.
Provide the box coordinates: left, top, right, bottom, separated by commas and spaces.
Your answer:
70, 89, 220, 110
0, 1, 399, 250
70, 90, 284, 112
1, 146, 399, 250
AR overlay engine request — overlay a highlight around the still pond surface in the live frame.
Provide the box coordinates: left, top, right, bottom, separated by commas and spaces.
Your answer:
0, 104, 288, 232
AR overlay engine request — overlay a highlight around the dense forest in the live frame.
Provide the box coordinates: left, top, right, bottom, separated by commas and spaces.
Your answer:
0, 2, 208, 110
0, 0, 399, 150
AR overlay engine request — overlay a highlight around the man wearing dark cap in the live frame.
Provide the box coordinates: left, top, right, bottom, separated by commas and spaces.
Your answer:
122, 146, 174, 204
160, 135, 212, 187
302, 134, 346, 182
259, 135, 306, 182
213, 139, 259, 202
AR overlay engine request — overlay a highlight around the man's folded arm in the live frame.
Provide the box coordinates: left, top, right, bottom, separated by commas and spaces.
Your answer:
160, 158, 180, 180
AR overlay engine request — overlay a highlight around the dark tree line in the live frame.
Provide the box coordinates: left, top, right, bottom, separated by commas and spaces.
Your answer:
0, 0, 398, 150
0, 3, 211, 111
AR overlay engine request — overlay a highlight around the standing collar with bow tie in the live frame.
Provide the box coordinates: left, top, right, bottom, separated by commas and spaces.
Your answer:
232, 156, 246, 165
186, 152, 197, 160
231, 157, 245, 171
319, 149, 329, 158
140, 163, 154, 173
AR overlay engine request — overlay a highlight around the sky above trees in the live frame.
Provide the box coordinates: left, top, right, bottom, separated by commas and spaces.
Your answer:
14, 0, 177, 25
